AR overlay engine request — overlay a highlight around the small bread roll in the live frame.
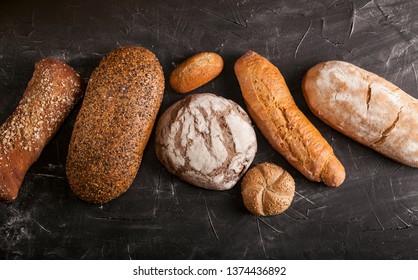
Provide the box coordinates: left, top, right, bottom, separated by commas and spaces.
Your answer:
241, 162, 295, 216
170, 52, 223, 93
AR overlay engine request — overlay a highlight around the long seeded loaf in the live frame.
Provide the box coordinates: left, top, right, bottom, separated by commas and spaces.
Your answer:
66, 46, 165, 204
0, 58, 83, 202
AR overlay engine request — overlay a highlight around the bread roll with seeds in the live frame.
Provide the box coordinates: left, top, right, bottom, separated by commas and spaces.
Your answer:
66, 46, 164, 204
155, 93, 257, 190
0, 58, 83, 202
234, 50, 345, 187
241, 162, 295, 216
170, 52, 223, 93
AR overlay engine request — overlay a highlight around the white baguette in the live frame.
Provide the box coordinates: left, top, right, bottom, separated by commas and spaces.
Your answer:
302, 60, 418, 167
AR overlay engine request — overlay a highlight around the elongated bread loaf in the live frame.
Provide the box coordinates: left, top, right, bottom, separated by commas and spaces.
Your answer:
0, 58, 83, 202
234, 51, 345, 187
302, 60, 418, 167
66, 46, 164, 204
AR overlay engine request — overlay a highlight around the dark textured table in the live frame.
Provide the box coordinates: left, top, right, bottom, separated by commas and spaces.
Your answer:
1, 0, 418, 260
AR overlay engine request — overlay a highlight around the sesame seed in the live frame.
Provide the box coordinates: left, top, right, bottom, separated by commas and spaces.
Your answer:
0, 57, 84, 201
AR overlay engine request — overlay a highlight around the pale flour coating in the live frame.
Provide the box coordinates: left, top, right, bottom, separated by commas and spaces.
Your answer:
155, 93, 257, 190
303, 60, 418, 167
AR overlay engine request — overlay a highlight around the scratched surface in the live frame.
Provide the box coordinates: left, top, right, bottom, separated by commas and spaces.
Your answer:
1, 0, 418, 259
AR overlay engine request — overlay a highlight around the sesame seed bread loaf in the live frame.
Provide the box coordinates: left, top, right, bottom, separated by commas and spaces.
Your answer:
66, 46, 164, 204
0, 58, 83, 202
302, 61, 418, 168
155, 93, 257, 191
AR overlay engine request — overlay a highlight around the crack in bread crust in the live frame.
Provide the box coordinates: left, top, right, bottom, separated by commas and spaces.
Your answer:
303, 60, 418, 168
372, 106, 403, 146
155, 93, 257, 191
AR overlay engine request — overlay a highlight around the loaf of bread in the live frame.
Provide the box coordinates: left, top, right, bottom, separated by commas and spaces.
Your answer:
241, 162, 295, 216
66, 46, 164, 204
0, 58, 83, 202
170, 52, 223, 93
155, 93, 257, 190
302, 60, 418, 167
234, 51, 345, 187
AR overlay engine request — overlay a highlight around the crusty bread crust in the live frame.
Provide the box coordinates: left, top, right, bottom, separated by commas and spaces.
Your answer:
155, 93, 257, 191
0, 58, 83, 202
170, 52, 223, 93
234, 51, 345, 187
66, 46, 164, 204
302, 60, 418, 168
241, 162, 295, 216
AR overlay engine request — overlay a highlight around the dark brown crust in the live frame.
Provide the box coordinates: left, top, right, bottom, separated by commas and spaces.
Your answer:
66, 46, 165, 204
170, 52, 223, 93
0, 58, 84, 202
234, 50, 345, 187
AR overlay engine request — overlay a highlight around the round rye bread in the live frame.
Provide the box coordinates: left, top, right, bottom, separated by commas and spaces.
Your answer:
155, 93, 257, 191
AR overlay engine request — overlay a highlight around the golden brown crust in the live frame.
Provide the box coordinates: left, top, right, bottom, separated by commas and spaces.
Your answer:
241, 162, 295, 216
170, 52, 223, 93
66, 46, 165, 204
234, 50, 345, 187
0, 58, 84, 202
302, 60, 418, 168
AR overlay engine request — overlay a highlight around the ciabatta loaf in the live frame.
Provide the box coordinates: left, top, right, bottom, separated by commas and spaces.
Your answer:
302, 61, 418, 168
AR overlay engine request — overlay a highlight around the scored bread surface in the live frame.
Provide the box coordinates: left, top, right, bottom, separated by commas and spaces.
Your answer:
241, 162, 295, 216
302, 60, 418, 167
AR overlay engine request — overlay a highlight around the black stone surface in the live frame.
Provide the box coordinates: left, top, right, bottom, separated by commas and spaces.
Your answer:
1, 0, 418, 260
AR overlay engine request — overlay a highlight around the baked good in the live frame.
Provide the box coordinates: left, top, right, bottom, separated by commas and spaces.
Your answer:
241, 162, 295, 216
170, 52, 223, 93
234, 50, 345, 187
155, 93, 257, 190
302, 60, 418, 167
66, 46, 164, 204
0, 58, 83, 202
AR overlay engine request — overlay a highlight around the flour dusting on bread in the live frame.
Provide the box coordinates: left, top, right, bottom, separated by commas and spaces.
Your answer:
155, 93, 257, 191
303, 60, 418, 167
